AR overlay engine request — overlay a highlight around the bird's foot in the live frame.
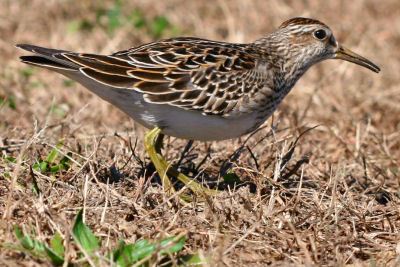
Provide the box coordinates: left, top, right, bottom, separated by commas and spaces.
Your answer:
144, 127, 219, 202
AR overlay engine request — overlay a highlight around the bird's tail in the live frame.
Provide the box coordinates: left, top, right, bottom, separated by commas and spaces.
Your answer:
16, 44, 80, 72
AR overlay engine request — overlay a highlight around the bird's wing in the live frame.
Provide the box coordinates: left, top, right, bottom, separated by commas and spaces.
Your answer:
18, 38, 265, 116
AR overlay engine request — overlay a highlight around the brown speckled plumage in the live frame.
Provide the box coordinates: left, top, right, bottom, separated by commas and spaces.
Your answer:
16, 17, 380, 141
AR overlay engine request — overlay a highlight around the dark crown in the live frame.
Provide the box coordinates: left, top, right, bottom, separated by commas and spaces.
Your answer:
279, 17, 327, 29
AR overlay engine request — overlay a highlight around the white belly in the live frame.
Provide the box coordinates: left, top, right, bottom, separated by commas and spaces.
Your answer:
140, 105, 259, 141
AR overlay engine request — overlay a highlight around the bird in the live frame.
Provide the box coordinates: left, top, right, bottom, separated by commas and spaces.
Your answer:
16, 17, 380, 201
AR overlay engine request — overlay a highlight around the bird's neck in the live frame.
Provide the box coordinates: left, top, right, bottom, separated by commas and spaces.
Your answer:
252, 36, 313, 92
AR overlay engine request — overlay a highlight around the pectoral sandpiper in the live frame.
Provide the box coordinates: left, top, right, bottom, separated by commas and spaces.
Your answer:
17, 17, 380, 201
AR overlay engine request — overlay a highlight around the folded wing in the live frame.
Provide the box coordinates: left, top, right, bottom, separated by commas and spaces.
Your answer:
17, 38, 266, 116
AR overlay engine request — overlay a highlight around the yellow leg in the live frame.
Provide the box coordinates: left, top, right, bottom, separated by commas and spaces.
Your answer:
144, 127, 219, 201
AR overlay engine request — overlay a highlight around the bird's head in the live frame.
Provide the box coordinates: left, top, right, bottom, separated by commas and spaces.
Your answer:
256, 18, 380, 75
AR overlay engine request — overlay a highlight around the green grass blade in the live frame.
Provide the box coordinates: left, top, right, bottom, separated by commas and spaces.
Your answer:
112, 239, 156, 266
33, 160, 48, 173
46, 141, 63, 163
44, 245, 65, 266
50, 164, 61, 173
46, 149, 59, 164
160, 235, 186, 255
72, 209, 99, 255
14, 226, 24, 239
14, 226, 34, 250
50, 232, 65, 257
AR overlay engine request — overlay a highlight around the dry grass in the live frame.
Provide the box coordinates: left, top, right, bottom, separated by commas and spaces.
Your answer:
1, 0, 400, 266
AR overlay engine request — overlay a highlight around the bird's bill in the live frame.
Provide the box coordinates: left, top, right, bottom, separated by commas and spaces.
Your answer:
335, 46, 380, 73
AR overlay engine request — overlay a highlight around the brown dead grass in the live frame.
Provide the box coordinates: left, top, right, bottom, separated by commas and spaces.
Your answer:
1, 0, 400, 266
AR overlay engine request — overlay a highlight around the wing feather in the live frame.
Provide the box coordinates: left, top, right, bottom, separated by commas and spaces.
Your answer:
19, 38, 267, 116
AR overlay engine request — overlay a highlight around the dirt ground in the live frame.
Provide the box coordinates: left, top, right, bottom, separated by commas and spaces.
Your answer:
1, 0, 399, 266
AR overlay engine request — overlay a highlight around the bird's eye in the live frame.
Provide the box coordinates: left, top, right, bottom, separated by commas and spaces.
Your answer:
313, 29, 327, 40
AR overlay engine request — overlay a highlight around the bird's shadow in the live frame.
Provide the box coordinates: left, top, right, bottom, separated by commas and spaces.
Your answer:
99, 126, 314, 195
93, 127, 394, 206
143, 125, 318, 195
